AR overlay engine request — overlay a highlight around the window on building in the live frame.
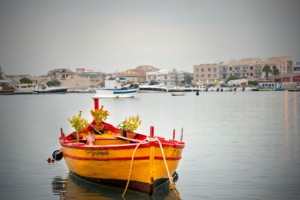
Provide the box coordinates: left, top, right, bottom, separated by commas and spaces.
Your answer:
208, 68, 211, 72
201, 68, 204, 72
230, 67, 232, 71
208, 74, 211, 78
213, 68, 216, 72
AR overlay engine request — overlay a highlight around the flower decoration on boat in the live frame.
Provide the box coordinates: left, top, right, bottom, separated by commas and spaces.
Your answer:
117, 115, 141, 133
68, 111, 89, 133
90, 105, 110, 126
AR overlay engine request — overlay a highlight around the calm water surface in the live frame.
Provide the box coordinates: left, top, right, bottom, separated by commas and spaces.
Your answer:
0, 92, 299, 200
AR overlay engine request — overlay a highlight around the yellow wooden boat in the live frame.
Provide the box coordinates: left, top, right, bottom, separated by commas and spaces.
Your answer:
55, 97, 185, 196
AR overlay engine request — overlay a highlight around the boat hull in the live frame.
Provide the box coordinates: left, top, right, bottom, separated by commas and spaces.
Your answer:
0, 90, 15, 95
171, 92, 185, 96
60, 135, 184, 195
0, 80, 15, 95
95, 89, 138, 98
138, 88, 168, 93
138, 82, 168, 93
35, 88, 68, 94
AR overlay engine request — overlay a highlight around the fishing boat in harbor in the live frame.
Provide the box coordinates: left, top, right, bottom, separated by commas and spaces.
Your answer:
52, 96, 185, 196
14, 83, 37, 94
171, 91, 186, 96
170, 88, 186, 96
95, 77, 138, 98
258, 82, 284, 91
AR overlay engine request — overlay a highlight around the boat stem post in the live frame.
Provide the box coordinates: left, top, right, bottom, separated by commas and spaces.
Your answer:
150, 126, 154, 138
180, 128, 183, 141
93, 97, 99, 109
60, 127, 65, 141
173, 129, 175, 140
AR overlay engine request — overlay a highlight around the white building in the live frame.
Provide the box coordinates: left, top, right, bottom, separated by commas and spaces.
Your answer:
145, 69, 185, 87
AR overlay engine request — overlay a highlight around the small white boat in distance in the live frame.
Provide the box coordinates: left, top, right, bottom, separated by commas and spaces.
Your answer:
34, 83, 68, 94
258, 82, 284, 91
171, 91, 186, 96
169, 87, 186, 96
95, 77, 138, 98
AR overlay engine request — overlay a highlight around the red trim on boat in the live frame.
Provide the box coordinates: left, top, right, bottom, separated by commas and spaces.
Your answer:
60, 139, 185, 150
63, 153, 182, 161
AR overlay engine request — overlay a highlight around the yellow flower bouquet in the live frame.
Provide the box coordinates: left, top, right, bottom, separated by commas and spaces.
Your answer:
68, 111, 89, 142
117, 115, 141, 138
90, 105, 110, 126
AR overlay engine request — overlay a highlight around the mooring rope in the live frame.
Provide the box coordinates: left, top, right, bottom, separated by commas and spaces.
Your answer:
122, 139, 148, 198
157, 138, 181, 200
122, 137, 181, 199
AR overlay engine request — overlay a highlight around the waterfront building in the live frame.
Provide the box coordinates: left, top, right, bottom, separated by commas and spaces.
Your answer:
48, 68, 75, 80
47, 68, 103, 89
219, 58, 260, 81
145, 69, 185, 87
193, 63, 220, 85
193, 56, 294, 85
274, 60, 300, 86
294, 61, 300, 72
123, 69, 146, 83
77, 69, 105, 87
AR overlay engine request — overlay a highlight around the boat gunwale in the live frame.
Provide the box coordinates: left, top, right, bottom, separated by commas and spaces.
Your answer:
59, 135, 185, 150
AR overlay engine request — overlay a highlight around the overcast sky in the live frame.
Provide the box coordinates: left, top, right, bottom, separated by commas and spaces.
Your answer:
0, 0, 300, 76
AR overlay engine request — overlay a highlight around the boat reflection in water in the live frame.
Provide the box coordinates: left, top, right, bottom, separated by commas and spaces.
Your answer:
52, 173, 180, 200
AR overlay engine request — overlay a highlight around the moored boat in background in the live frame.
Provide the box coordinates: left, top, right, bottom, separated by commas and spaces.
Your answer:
34, 83, 68, 94
258, 82, 284, 91
14, 83, 37, 94
171, 92, 186, 96
170, 88, 186, 96
0, 79, 15, 95
96, 77, 138, 98
139, 81, 168, 93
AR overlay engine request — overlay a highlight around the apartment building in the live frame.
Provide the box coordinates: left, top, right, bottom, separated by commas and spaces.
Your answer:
193, 63, 220, 85
193, 56, 294, 84
123, 69, 146, 83
146, 69, 185, 87
294, 61, 300, 72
